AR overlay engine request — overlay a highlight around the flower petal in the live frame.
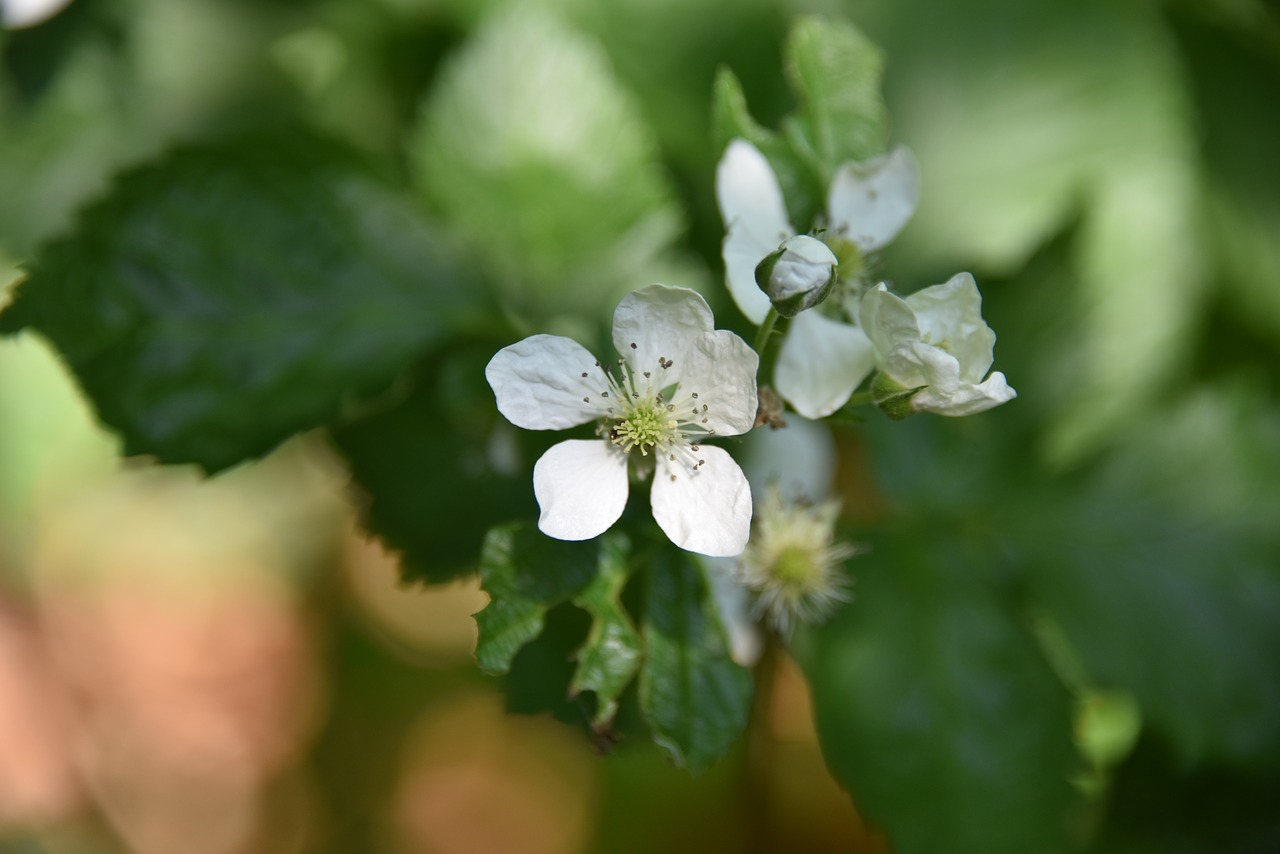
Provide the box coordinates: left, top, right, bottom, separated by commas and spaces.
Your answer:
486, 334, 607, 430
650, 446, 752, 557
859, 285, 920, 364
716, 139, 794, 324
702, 556, 764, 667
681, 329, 759, 437
905, 272, 997, 384
775, 311, 876, 419
914, 371, 1017, 417
827, 146, 919, 253
533, 439, 629, 541
612, 284, 713, 389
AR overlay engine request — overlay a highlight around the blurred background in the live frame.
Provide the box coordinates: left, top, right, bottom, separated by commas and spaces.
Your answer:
2, 0, 1279, 852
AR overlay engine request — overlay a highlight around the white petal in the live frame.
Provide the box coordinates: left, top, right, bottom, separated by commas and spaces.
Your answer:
859, 284, 920, 363
611, 284, 713, 388
738, 413, 836, 503
533, 440, 629, 541
905, 272, 996, 384
486, 334, 606, 430
650, 446, 752, 557
716, 139, 795, 324
681, 329, 759, 437
827, 146, 919, 253
914, 371, 1017, 417
775, 311, 876, 419
702, 556, 764, 667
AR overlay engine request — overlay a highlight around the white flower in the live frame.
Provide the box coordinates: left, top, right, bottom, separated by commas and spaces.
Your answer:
715, 138, 919, 418
735, 486, 856, 637
859, 273, 1016, 416
485, 285, 759, 557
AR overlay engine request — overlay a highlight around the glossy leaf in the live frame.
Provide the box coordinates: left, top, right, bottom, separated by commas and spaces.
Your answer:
640, 544, 753, 773
474, 524, 620, 675
570, 537, 643, 727
0, 131, 484, 472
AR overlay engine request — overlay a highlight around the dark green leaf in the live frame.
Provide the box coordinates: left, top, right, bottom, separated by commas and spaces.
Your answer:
330, 340, 541, 584
474, 524, 618, 675
799, 526, 1080, 854
1024, 499, 1280, 766
640, 545, 752, 773
0, 130, 484, 472
570, 536, 643, 727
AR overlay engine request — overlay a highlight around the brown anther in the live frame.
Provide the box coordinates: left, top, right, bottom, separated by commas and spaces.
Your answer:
630, 342, 637, 349
581, 371, 588, 377
692, 393, 699, 399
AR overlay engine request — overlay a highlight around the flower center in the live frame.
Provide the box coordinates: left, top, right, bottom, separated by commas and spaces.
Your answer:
584, 346, 716, 477
772, 545, 821, 591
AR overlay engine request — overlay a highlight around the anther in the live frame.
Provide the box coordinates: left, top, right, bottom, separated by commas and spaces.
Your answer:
602, 392, 609, 398
666, 404, 674, 412
702, 404, 708, 412
630, 342, 637, 349
581, 372, 588, 377
692, 393, 699, 399
583, 397, 590, 403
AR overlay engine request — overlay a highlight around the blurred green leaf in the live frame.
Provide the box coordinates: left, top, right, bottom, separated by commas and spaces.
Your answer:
0, 130, 484, 472
475, 524, 620, 674
1023, 497, 1280, 766
571, 537, 643, 727
330, 341, 542, 584
800, 525, 1080, 854
782, 16, 887, 182
409, 5, 683, 328
640, 544, 752, 773
711, 66, 821, 233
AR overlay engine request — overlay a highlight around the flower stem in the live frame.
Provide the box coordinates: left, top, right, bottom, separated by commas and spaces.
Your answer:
752, 308, 779, 356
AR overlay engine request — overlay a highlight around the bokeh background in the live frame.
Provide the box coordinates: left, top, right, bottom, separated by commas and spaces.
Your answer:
3, 0, 1279, 852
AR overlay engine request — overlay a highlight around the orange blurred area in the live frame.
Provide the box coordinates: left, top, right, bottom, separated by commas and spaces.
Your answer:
0, 320, 877, 854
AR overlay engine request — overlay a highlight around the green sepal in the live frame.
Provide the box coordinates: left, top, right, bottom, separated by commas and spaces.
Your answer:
871, 371, 925, 420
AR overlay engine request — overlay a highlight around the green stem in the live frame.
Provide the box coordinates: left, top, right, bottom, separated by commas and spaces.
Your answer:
752, 308, 779, 356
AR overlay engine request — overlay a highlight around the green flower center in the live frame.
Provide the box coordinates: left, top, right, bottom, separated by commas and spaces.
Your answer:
611, 401, 678, 455
772, 544, 821, 592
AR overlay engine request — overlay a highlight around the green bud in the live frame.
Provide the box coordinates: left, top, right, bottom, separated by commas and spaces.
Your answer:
754, 235, 838, 318
871, 371, 925, 420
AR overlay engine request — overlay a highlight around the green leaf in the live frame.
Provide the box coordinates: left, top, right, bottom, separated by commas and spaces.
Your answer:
782, 16, 888, 182
409, 5, 683, 327
711, 66, 821, 232
570, 537, 643, 727
329, 341, 543, 585
640, 545, 753, 773
1024, 498, 1280, 766
799, 526, 1080, 854
0, 131, 484, 473
474, 524, 621, 675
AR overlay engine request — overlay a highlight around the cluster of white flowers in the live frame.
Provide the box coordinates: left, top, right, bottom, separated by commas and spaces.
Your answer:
716, 138, 1015, 419
484, 136, 1015, 636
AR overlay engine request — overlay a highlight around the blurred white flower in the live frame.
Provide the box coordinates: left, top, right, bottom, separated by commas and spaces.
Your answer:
715, 138, 919, 418
486, 285, 759, 557
860, 273, 1016, 417
735, 487, 856, 637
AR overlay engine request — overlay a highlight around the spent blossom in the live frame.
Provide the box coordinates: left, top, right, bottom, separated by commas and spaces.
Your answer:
716, 138, 919, 419
485, 285, 759, 557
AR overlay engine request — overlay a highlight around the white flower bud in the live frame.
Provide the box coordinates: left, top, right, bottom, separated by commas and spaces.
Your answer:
754, 235, 838, 318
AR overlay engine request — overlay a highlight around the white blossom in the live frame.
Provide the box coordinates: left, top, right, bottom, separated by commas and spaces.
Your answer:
485, 285, 759, 557
715, 138, 919, 418
859, 273, 1016, 416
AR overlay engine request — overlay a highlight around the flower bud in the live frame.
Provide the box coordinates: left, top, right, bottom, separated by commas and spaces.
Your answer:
754, 235, 838, 318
